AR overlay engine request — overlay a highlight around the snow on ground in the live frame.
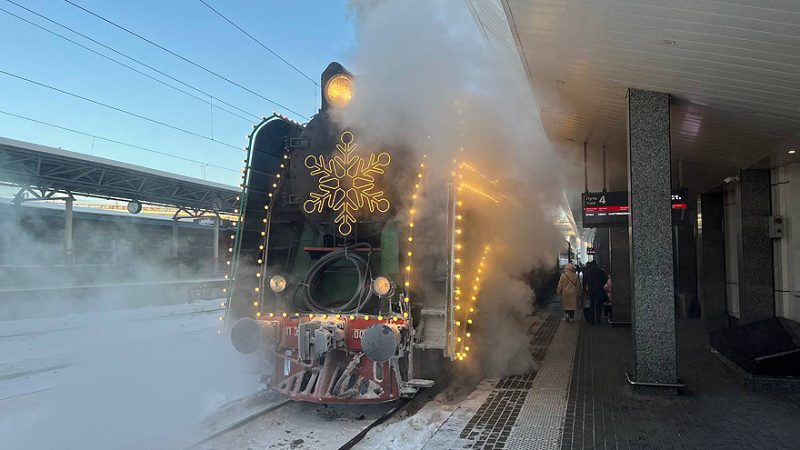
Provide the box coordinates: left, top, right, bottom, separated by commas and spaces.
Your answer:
354, 380, 500, 450
0, 298, 223, 338
199, 401, 397, 450
355, 394, 461, 450
0, 299, 263, 450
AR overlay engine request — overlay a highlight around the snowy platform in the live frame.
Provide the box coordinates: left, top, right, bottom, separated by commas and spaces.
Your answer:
0, 299, 264, 450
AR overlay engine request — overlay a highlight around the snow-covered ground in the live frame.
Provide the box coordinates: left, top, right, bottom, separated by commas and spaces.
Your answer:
0, 299, 518, 450
199, 400, 398, 450
0, 299, 264, 450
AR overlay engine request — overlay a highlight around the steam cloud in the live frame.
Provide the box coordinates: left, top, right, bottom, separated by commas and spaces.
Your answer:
0, 203, 259, 449
336, 0, 565, 378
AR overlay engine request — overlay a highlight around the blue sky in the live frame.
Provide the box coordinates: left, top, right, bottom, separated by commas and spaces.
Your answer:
0, 0, 355, 186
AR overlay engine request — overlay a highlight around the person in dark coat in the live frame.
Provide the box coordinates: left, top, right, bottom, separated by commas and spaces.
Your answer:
582, 260, 607, 325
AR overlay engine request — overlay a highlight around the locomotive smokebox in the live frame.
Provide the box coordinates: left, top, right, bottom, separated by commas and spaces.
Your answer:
231, 318, 279, 354
361, 324, 401, 362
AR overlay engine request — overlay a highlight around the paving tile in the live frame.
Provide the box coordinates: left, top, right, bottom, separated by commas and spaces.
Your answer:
560, 319, 800, 449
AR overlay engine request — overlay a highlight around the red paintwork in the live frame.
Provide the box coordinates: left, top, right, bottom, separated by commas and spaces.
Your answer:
257, 316, 408, 404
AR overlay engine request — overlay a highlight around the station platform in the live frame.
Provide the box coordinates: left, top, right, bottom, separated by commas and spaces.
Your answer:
422, 304, 800, 449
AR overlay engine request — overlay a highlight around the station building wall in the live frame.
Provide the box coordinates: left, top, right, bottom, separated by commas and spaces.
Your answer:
723, 185, 742, 319
771, 164, 800, 323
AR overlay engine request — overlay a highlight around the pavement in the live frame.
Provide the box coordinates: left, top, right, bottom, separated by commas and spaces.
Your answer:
562, 317, 800, 450
420, 301, 800, 449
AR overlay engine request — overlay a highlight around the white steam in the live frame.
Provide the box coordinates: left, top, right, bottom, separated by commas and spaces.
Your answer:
0, 203, 260, 449
337, 0, 565, 377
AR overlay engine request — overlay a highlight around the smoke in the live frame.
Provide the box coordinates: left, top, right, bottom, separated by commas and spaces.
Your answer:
0, 200, 260, 449
336, 0, 565, 378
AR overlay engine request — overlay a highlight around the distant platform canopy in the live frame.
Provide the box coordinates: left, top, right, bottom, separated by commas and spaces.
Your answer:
0, 137, 239, 213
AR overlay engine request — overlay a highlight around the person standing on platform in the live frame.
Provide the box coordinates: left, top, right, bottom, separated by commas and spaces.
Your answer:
556, 263, 582, 322
603, 275, 613, 320
582, 260, 608, 325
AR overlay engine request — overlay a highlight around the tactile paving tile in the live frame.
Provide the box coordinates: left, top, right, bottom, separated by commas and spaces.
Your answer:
455, 312, 564, 449
504, 321, 578, 449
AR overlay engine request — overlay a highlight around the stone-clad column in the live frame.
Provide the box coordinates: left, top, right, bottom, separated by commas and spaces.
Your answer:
627, 89, 678, 385
699, 193, 727, 332
737, 169, 774, 324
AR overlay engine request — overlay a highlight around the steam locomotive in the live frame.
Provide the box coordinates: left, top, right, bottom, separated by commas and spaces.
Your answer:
223, 63, 501, 404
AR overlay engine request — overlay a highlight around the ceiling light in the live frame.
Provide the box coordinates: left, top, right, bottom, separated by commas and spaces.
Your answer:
788, 150, 796, 154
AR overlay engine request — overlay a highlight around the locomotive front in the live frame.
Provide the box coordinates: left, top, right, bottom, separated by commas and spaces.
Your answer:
222, 63, 432, 403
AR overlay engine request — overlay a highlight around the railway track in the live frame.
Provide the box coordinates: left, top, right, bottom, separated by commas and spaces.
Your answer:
336, 398, 411, 450
184, 398, 292, 449
186, 394, 414, 450
0, 307, 224, 340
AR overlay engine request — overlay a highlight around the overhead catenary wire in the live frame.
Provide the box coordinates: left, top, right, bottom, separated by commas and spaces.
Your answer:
0, 6, 253, 124
0, 109, 240, 173
62, 0, 310, 120
0, 68, 242, 151
197, 0, 319, 87
2, 0, 259, 123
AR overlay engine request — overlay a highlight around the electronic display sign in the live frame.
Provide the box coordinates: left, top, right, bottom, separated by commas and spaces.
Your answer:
582, 189, 691, 228
582, 191, 629, 228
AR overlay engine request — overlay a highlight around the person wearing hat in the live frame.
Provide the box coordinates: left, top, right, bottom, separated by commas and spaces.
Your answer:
556, 263, 582, 322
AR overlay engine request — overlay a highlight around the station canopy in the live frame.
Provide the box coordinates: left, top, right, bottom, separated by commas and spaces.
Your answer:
472, 0, 800, 224
0, 137, 239, 213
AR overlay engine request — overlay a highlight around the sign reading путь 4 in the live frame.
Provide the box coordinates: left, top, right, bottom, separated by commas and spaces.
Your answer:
582, 189, 690, 228
582, 191, 629, 228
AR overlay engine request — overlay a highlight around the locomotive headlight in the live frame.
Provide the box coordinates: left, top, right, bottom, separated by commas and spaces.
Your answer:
372, 276, 394, 297
325, 73, 353, 108
269, 275, 287, 293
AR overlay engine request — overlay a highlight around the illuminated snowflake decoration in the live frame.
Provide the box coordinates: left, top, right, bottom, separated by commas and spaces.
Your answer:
303, 131, 391, 236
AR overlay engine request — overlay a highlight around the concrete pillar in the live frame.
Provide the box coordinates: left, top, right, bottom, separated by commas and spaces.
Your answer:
699, 193, 727, 332
64, 197, 74, 265
172, 219, 179, 259
627, 89, 677, 385
0, 210, 7, 265
737, 169, 774, 324
213, 217, 220, 274
609, 227, 631, 323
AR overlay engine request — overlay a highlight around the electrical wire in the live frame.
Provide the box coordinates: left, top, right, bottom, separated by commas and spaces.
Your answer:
197, 0, 319, 87
0, 8, 253, 122
296, 244, 377, 314
62, 0, 310, 120
3, 0, 260, 123
0, 109, 240, 173
0, 69, 243, 150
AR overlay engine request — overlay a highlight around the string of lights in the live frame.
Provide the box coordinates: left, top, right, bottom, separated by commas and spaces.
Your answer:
221, 118, 293, 326
61, 0, 310, 120
461, 245, 489, 359
197, 0, 320, 87
452, 165, 467, 361
0, 4, 257, 123
460, 162, 499, 185
0, 69, 243, 151
458, 182, 500, 204
451, 160, 500, 361
0, 109, 240, 173
254, 150, 291, 319
403, 157, 427, 321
